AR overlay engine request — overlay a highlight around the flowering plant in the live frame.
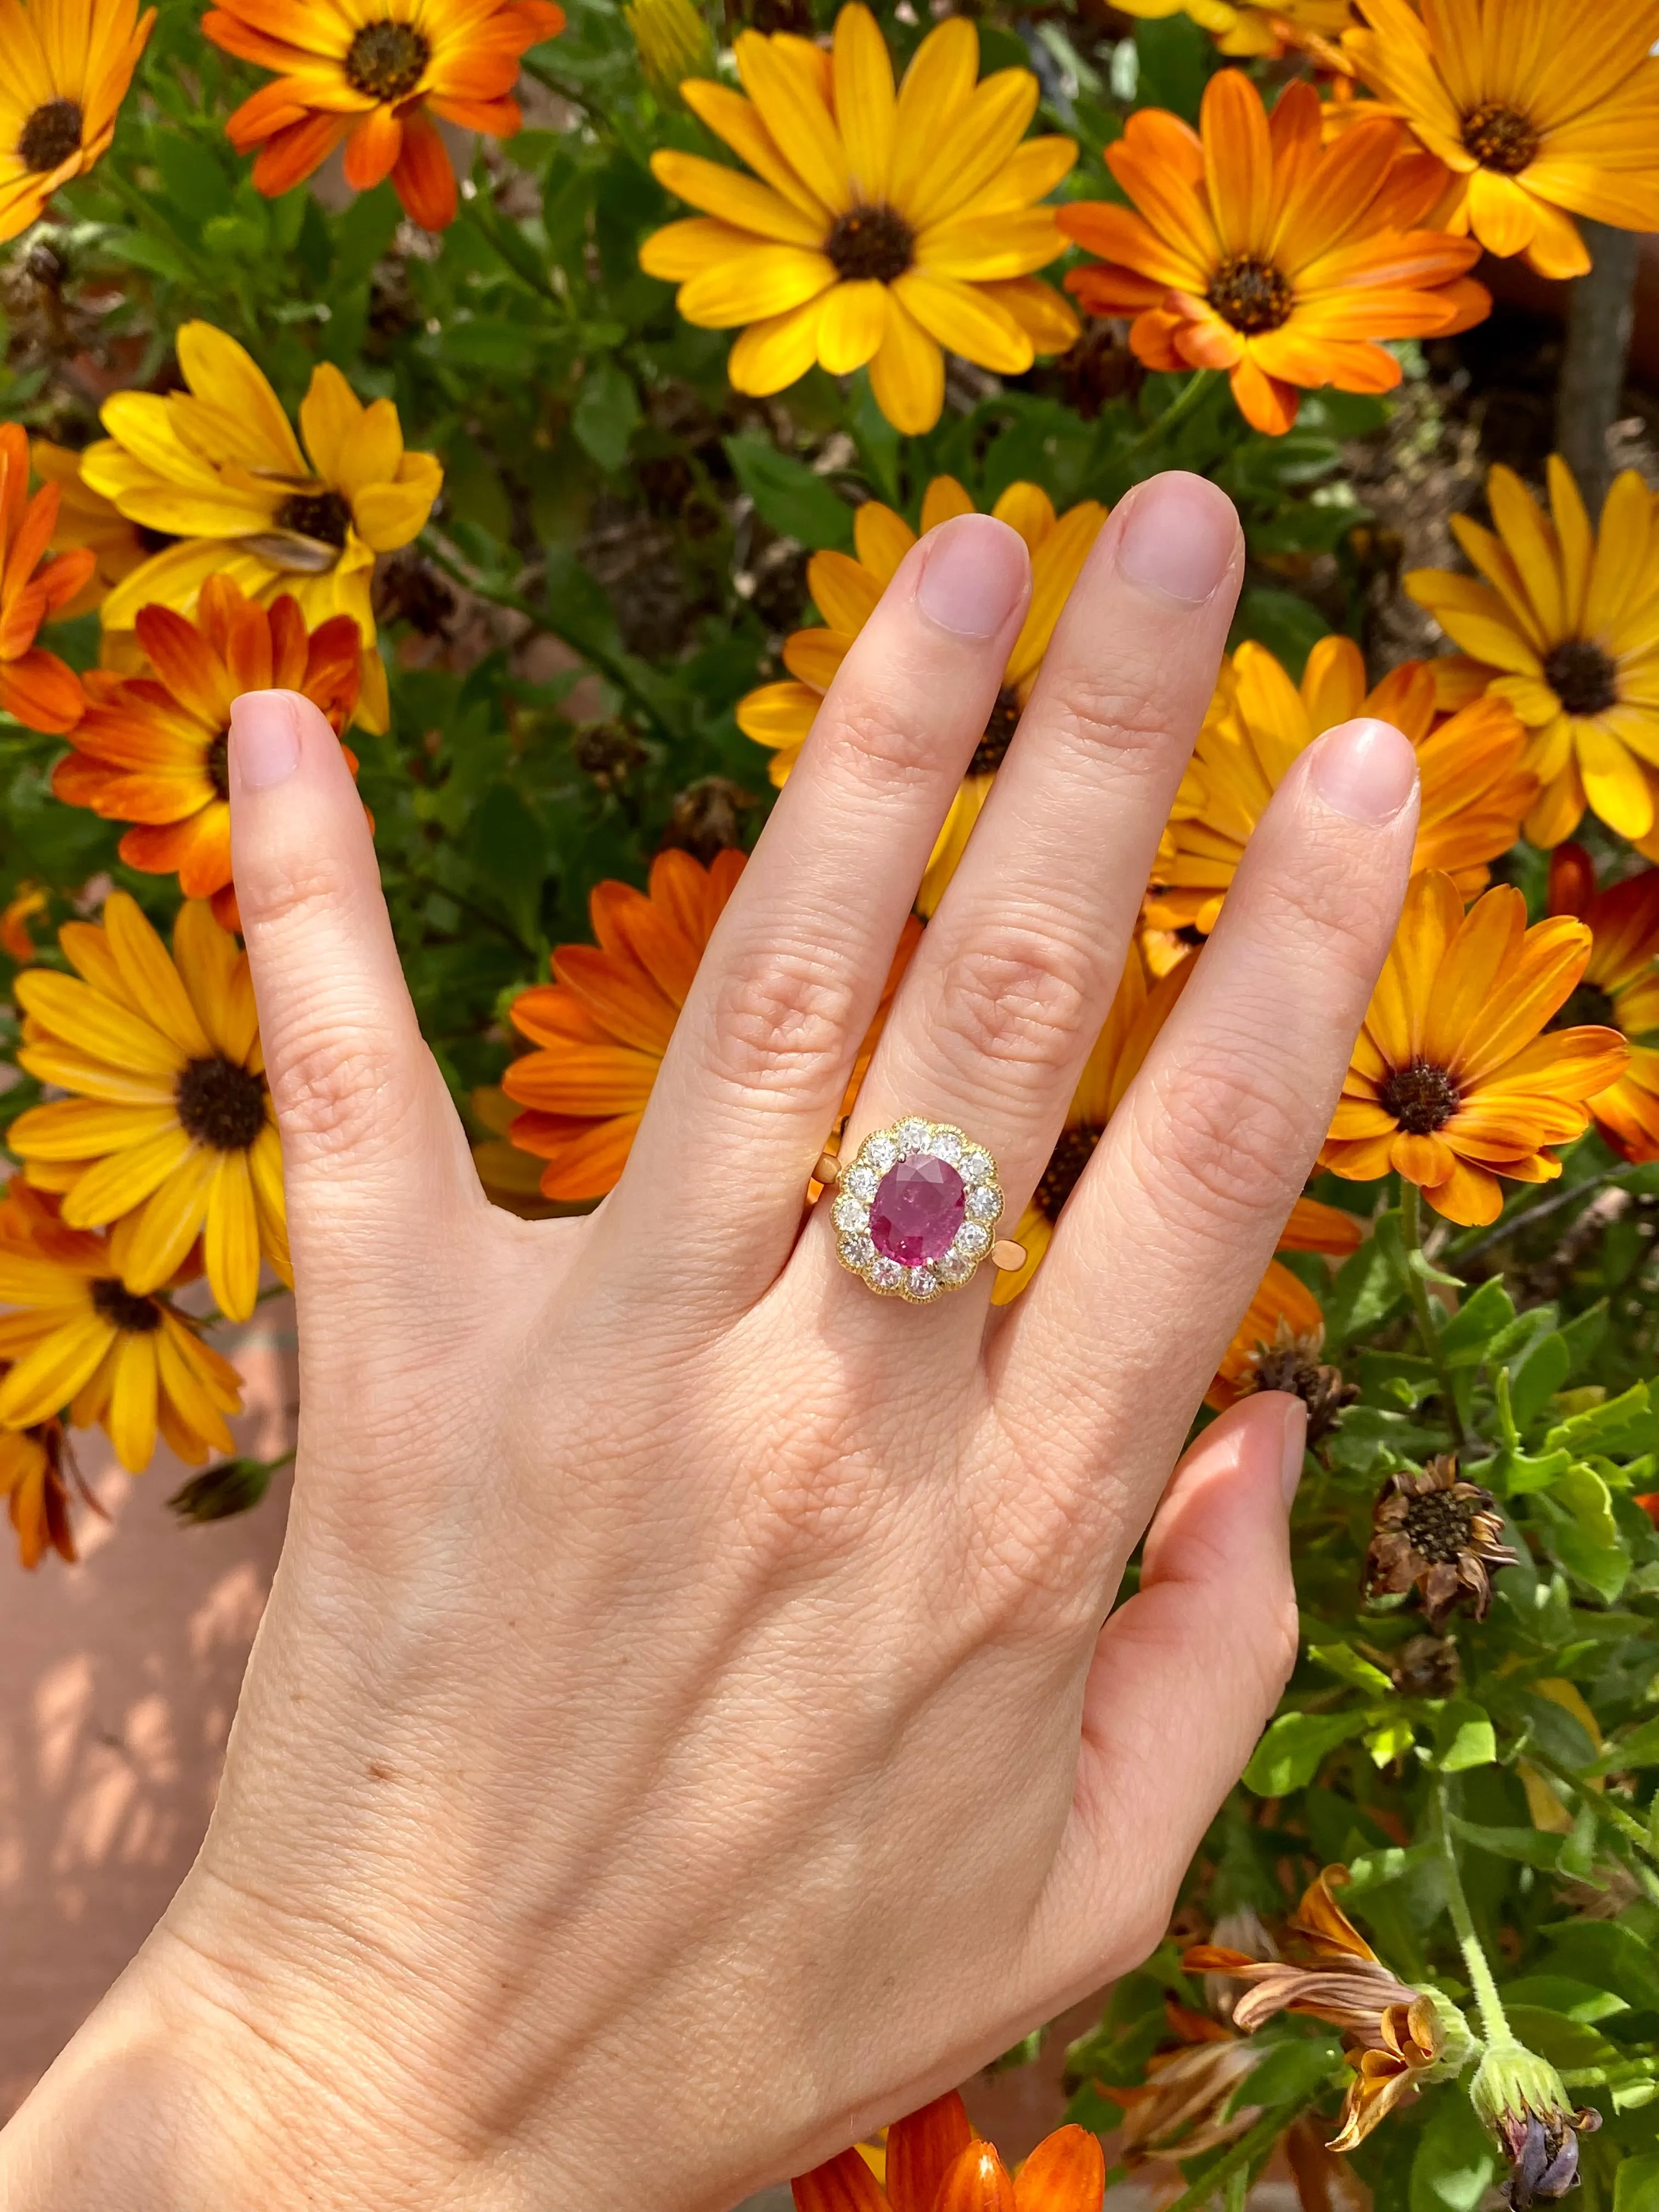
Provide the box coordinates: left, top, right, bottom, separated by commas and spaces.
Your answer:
4, 0, 1659, 2201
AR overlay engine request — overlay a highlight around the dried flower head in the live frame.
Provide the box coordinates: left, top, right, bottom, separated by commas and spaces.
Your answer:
1389, 1633, 1463, 1699
1233, 1316, 1358, 1446
1367, 1456, 1518, 1629
1186, 1866, 1474, 2151
1470, 2041, 1602, 2209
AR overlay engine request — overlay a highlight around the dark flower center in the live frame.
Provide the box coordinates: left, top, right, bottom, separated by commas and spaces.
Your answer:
19, 99, 83, 172
1036, 1125, 1099, 1222
278, 490, 353, 549
1555, 980, 1616, 1033
206, 730, 231, 803
345, 20, 431, 102
1206, 253, 1293, 335
176, 1056, 267, 1152
825, 204, 915, 286
1250, 1341, 1323, 1399
1379, 1060, 1460, 1135
1461, 100, 1540, 175
136, 523, 178, 555
1544, 638, 1618, 718
90, 1277, 163, 1333
970, 687, 1023, 777
1400, 1485, 1478, 1565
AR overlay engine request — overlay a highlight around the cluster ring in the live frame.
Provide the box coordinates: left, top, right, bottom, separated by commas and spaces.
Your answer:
819, 1117, 1021, 1302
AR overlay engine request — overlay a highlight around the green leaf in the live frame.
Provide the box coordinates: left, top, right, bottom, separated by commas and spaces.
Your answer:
724, 434, 855, 551
572, 358, 641, 472
1242, 1710, 1370, 1797
1502, 2005, 1622, 2071
1438, 1276, 1515, 1365
1366, 1717, 1415, 1766
1409, 2086, 1498, 2212
1308, 1643, 1394, 1695
1614, 2153, 1659, 2209
1546, 1381, 1658, 1460
1510, 1332, 1572, 1429
1448, 1814, 1565, 1870
1232, 2033, 1344, 2113
1491, 1443, 1574, 1498
1229, 587, 1330, 680
464, 782, 547, 946
1325, 1220, 1406, 1344
1542, 1463, 1630, 1604
1496, 1975, 1629, 2025
1543, 1921, 1659, 2013
1596, 1713, 1659, 1770
1434, 1701, 1497, 1773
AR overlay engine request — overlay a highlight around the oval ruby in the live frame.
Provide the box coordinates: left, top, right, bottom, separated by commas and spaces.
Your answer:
868, 1154, 966, 1267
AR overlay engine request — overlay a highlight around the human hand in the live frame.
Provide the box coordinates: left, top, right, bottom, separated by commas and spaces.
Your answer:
2, 471, 1420, 2212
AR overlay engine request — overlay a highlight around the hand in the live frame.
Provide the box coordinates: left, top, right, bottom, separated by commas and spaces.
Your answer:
1, 472, 1419, 2212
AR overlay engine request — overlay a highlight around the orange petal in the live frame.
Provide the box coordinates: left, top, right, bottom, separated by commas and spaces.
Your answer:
792, 2148, 889, 2212
936, 2142, 1017, 2212
1013, 2126, 1104, 2212
888, 2092, 975, 2212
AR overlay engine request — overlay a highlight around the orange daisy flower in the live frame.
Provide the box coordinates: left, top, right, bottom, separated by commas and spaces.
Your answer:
0, 422, 94, 734
504, 848, 919, 1201
52, 574, 363, 933
0, 1405, 75, 1568
1057, 72, 1488, 435
203, 0, 565, 232
792, 2088, 1105, 2212
1320, 871, 1629, 1226
1547, 844, 1659, 1166
1144, 636, 1535, 939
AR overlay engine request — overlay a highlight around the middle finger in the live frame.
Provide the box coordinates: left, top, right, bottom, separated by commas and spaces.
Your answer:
822, 473, 1243, 1297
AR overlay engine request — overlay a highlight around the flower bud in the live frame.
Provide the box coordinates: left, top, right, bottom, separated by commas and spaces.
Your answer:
624, 0, 715, 100
1470, 2041, 1601, 2208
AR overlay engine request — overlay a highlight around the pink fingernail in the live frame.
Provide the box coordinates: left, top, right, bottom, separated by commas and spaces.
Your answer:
1281, 1396, 1308, 1506
229, 691, 302, 789
1308, 717, 1419, 826
1115, 472, 1240, 606
915, 514, 1031, 639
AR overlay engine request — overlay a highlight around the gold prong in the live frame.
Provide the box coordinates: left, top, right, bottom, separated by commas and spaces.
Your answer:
812, 1149, 842, 1187
990, 1239, 1026, 1272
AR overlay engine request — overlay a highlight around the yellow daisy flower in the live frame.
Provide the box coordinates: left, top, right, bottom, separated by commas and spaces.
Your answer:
7, 892, 288, 1323
1344, 0, 1659, 279
30, 437, 155, 617
79, 322, 442, 730
0, 1182, 242, 1474
1320, 871, 1628, 1227
1115, 0, 1357, 63
1144, 635, 1535, 939
1406, 458, 1659, 853
737, 475, 1106, 914
639, 4, 1080, 434
1548, 843, 1659, 1167
0, 0, 155, 244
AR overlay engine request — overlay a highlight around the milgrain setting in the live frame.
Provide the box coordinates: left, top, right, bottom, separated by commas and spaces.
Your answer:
821, 1118, 1015, 1304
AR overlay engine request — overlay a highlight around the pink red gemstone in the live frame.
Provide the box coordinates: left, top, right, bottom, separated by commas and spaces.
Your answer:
869, 1154, 966, 1267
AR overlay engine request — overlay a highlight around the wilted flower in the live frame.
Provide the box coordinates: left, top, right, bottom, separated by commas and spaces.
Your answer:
0, 1405, 75, 1568
1217, 1312, 1359, 1444
1470, 2041, 1602, 2209
1366, 1457, 1517, 1628
1187, 1867, 1474, 2150
1389, 1633, 1462, 1699
1107, 2012, 1264, 2165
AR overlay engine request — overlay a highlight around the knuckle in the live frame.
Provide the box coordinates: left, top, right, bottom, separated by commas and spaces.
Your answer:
928, 929, 1094, 1080
269, 1017, 411, 1161
1041, 664, 1182, 780
1131, 1048, 1307, 1237
1249, 866, 1384, 994
821, 696, 946, 799
701, 939, 862, 1098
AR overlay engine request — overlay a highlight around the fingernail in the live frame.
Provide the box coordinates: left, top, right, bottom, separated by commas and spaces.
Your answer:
1280, 1396, 1308, 1506
1308, 716, 1419, 826
229, 691, 302, 789
916, 514, 1031, 640
1115, 472, 1239, 606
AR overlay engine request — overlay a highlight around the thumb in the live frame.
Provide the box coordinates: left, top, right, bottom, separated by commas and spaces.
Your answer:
228, 688, 483, 1288
1049, 1393, 1304, 1974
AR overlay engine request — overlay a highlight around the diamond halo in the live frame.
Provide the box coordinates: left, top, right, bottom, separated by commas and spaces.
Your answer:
829, 1118, 1005, 1303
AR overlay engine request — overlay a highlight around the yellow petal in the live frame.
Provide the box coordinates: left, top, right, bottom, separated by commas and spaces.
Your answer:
816, 279, 889, 374
832, 2, 895, 204
808, 546, 884, 633
678, 245, 839, 328
889, 17, 979, 216
176, 321, 308, 478
868, 293, 944, 435
173, 899, 259, 1066
204, 1147, 261, 1322
0, 1309, 114, 1429
1006, 500, 1107, 685
735, 29, 852, 216
892, 269, 1031, 375
921, 477, 975, 533
116, 1142, 218, 1294
1578, 719, 1656, 840
105, 1329, 159, 1472
853, 503, 915, 585
649, 150, 827, 246
6, 1096, 179, 1161
103, 890, 214, 1060
59, 1125, 193, 1233
352, 476, 439, 550
727, 296, 828, 395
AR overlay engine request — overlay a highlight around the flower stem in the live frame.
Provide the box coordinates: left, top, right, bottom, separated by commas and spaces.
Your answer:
1400, 1181, 1467, 1452
1128, 367, 1217, 454
1436, 1782, 1509, 2047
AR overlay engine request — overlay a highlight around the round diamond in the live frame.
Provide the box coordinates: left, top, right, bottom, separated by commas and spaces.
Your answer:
936, 1248, 975, 1284
865, 1133, 899, 1173
905, 1267, 940, 1299
956, 1222, 990, 1259
898, 1118, 930, 1155
870, 1256, 904, 1290
833, 1193, 870, 1235
932, 1130, 964, 1165
870, 1154, 967, 1267
961, 1147, 994, 1183
966, 1182, 1002, 1223
845, 1164, 878, 1201
839, 1232, 875, 1271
